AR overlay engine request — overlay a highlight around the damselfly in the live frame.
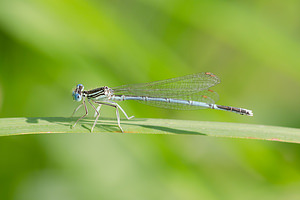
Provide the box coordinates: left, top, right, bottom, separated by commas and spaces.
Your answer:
72, 72, 253, 132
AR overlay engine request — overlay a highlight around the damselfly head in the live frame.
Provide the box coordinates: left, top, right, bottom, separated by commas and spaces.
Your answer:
72, 84, 84, 101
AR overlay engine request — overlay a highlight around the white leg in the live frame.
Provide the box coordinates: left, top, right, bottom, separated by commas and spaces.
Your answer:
94, 105, 102, 118
107, 101, 134, 120
71, 103, 83, 117
72, 98, 88, 128
72, 99, 133, 132
115, 105, 123, 133
93, 101, 130, 133
88, 101, 100, 132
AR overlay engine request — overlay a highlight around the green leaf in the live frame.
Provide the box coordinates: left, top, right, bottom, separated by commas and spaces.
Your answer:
0, 117, 299, 143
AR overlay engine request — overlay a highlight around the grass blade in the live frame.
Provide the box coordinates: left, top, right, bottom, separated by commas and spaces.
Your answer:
0, 117, 299, 144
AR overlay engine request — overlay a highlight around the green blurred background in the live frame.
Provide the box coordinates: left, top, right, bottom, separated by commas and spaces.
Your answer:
1, 0, 300, 199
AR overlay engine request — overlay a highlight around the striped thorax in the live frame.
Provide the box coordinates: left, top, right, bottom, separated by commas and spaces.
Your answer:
86, 86, 113, 101
72, 84, 114, 102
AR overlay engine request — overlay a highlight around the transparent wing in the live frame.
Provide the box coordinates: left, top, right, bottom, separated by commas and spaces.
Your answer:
137, 89, 219, 110
112, 72, 220, 98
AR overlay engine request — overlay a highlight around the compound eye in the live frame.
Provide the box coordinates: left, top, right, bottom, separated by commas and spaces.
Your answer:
75, 93, 82, 101
76, 84, 84, 91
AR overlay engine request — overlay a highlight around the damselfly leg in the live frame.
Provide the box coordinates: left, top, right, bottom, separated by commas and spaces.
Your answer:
71, 103, 83, 118
93, 101, 134, 132
72, 98, 88, 128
